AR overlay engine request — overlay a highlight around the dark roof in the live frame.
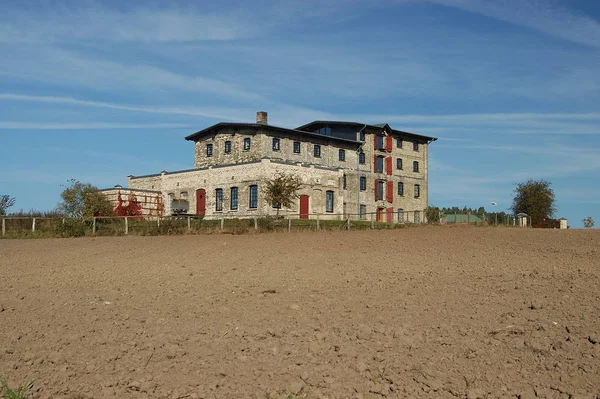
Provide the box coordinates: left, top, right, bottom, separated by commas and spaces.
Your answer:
185, 122, 362, 146
296, 120, 437, 142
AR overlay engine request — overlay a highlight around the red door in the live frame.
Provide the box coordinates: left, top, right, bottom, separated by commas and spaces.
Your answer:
196, 189, 206, 216
386, 207, 394, 223
299, 195, 309, 219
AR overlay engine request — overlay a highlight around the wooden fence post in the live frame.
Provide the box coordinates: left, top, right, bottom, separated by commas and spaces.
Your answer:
316, 214, 320, 230
157, 217, 160, 229
288, 217, 291, 232
93, 217, 96, 235
187, 216, 191, 231
32, 217, 36, 233
220, 215, 224, 231
347, 217, 350, 230
62, 218, 65, 225
254, 217, 258, 230
370, 213, 374, 229
125, 216, 129, 235
1, 218, 5, 236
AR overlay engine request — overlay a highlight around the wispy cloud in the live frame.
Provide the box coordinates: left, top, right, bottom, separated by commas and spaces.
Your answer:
0, 122, 190, 130
427, 0, 600, 48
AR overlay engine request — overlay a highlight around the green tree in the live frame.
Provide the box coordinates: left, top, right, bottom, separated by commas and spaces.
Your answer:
57, 179, 113, 218
582, 216, 594, 229
425, 205, 440, 224
263, 172, 302, 216
0, 195, 16, 216
511, 179, 556, 228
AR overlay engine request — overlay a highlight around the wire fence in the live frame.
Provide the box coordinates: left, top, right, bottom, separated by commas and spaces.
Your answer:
0, 211, 434, 238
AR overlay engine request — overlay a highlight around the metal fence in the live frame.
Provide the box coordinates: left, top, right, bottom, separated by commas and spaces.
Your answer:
1, 210, 428, 238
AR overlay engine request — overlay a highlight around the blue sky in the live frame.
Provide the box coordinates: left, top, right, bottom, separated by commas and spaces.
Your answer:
1, 0, 599, 227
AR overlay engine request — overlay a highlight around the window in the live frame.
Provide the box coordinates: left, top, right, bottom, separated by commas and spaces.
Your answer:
272, 202, 280, 209
316, 127, 332, 136
398, 208, 404, 223
413, 161, 419, 173
243, 138, 251, 151
180, 191, 188, 199
314, 144, 321, 157
343, 174, 347, 190
359, 131, 365, 142
230, 187, 238, 210
249, 185, 258, 208
360, 204, 367, 220
360, 176, 366, 191
224, 140, 231, 153
339, 149, 345, 161
326, 190, 334, 213
377, 180, 384, 200
397, 182, 404, 196
206, 143, 213, 157
414, 184, 420, 198
414, 211, 421, 224
376, 135, 384, 150
272, 138, 280, 151
413, 141, 419, 151
396, 138, 403, 148
396, 158, 403, 170
215, 188, 223, 211
359, 151, 365, 164
376, 156, 384, 173
293, 141, 301, 154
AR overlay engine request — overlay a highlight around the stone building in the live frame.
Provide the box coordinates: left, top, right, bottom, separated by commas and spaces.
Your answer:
105, 112, 436, 222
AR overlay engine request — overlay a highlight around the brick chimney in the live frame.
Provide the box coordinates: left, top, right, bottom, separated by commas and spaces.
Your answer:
256, 111, 268, 124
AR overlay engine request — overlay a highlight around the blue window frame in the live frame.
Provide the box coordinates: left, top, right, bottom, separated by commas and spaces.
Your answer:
359, 131, 365, 141
413, 141, 419, 151
206, 143, 213, 157
359, 151, 365, 164
339, 149, 345, 161
359, 204, 366, 220
396, 138, 402, 148
230, 187, 238, 210
413, 161, 419, 172
398, 182, 404, 196
376, 135, 384, 150
249, 185, 258, 208
272, 138, 280, 151
376, 156, 384, 173
224, 141, 231, 153
243, 138, 251, 151
377, 180, 384, 200
326, 190, 334, 213
360, 176, 366, 191
314, 144, 321, 157
398, 208, 404, 222
293, 141, 301, 153
414, 184, 420, 198
396, 158, 403, 170
215, 188, 223, 211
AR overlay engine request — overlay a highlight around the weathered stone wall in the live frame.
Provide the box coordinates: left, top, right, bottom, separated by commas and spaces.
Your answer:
129, 159, 346, 219
99, 188, 164, 218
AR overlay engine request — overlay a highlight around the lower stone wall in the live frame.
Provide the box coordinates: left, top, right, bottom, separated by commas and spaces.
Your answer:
99, 188, 164, 218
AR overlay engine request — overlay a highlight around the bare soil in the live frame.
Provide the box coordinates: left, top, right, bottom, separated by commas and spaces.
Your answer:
1, 227, 599, 399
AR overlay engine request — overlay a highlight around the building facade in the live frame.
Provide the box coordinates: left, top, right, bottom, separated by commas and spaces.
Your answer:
107, 112, 436, 222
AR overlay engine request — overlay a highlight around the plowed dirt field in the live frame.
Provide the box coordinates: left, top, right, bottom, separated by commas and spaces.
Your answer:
1, 227, 599, 399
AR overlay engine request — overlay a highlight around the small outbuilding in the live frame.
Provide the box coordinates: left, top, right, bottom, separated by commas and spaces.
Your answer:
517, 213, 528, 228
559, 218, 568, 229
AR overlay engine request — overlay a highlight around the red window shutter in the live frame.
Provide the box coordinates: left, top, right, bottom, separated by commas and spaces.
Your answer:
373, 133, 378, 149
386, 135, 393, 152
387, 181, 394, 203
386, 207, 394, 223
374, 180, 379, 201
374, 155, 378, 172
386, 156, 393, 175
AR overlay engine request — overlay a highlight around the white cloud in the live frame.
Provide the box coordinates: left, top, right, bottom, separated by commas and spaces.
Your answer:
0, 122, 190, 130
426, 0, 600, 48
